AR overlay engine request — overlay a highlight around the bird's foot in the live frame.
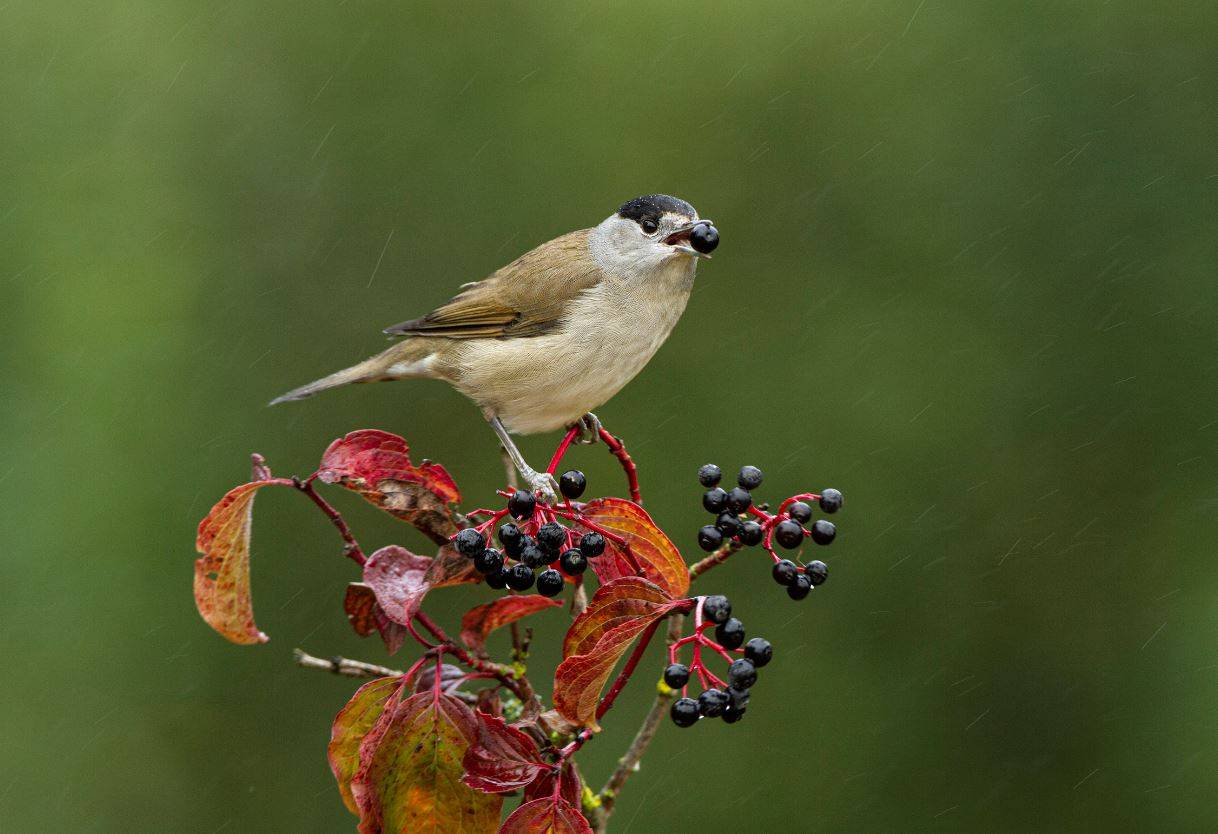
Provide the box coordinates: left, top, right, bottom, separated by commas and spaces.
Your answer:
521, 468, 560, 504
573, 412, 602, 445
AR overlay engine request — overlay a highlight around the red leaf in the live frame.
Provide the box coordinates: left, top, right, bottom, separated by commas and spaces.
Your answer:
345, 582, 409, 655
575, 498, 689, 599
352, 688, 501, 834
318, 430, 461, 544
461, 712, 551, 794
329, 676, 404, 815
553, 578, 680, 728
363, 545, 432, 627
499, 797, 593, 834
425, 543, 481, 589
193, 480, 281, 645
460, 595, 562, 653
523, 762, 582, 808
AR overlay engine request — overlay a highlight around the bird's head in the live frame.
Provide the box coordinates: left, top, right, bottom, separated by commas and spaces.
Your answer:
591, 194, 719, 275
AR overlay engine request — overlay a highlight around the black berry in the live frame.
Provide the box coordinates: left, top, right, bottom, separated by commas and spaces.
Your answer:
498, 523, 523, 556
698, 463, 722, 487
698, 688, 729, 717
559, 548, 588, 576
715, 617, 745, 649
663, 663, 691, 689
788, 501, 813, 524
505, 563, 536, 591
702, 595, 732, 624
819, 488, 843, 514
771, 559, 798, 586
804, 559, 828, 585
744, 637, 773, 668
722, 702, 746, 723
579, 531, 606, 558
728, 658, 757, 690
454, 528, 485, 558
519, 543, 548, 569
774, 519, 805, 549
559, 470, 587, 499
728, 686, 750, 711
810, 519, 836, 545
473, 548, 504, 575
536, 521, 566, 554
787, 574, 812, 600
697, 525, 724, 552
737, 465, 763, 490
485, 567, 510, 590
715, 512, 741, 537
670, 697, 700, 727
536, 568, 564, 597
738, 520, 763, 546
689, 223, 719, 255
726, 487, 752, 513
508, 490, 536, 520
702, 487, 728, 514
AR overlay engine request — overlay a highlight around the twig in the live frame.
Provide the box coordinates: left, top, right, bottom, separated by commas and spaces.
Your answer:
292, 476, 366, 566
294, 648, 401, 678
688, 539, 743, 580
598, 428, 641, 504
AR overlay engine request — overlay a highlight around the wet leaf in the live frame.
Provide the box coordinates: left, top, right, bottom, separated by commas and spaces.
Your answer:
553, 577, 679, 728
363, 545, 433, 627
329, 676, 405, 815
499, 797, 593, 834
319, 429, 460, 543
193, 480, 281, 645
461, 712, 551, 794
575, 498, 689, 598
460, 595, 562, 653
352, 688, 501, 834
345, 582, 409, 655
522, 762, 582, 809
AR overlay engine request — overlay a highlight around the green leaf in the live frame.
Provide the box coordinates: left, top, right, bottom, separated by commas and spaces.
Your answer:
329, 676, 404, 814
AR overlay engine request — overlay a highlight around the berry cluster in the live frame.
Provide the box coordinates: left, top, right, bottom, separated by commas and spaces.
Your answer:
664, 594, 771, 727
453, 469, 605, 597
694, 464, 843, 601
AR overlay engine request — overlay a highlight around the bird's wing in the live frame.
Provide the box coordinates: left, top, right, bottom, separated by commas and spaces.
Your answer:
383, 229, 600, 339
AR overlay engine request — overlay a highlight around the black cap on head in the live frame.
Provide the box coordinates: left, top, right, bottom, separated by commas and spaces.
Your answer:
617, 194, 696, 227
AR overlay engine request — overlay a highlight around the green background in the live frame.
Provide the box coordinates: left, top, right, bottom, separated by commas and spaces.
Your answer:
3, 1, 1216, 830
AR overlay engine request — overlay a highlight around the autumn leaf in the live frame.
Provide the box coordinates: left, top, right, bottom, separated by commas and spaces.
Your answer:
575, 498, 689, 599
461, 712, 551, 794
460, 595, 561, 653
329, 676, 404, 814
553, 577, 681, 728
363, 545, 433, 627
499, 797, 593, 834
523, 762, 582, 809
352, 688, 501, 834
425, 543, 481, 589
318, 429, 461, 544
344, 582, 408, 655
193, 480, 283, 645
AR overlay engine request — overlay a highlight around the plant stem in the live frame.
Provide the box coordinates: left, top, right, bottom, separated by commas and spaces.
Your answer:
293, 648, 400, 678
595, 617, 660, 721
597, 428, 641, 504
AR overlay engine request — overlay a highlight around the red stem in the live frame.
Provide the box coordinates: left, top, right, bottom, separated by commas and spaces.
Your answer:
546, 425, 581, 475
293, 476, 366, 566
598, 428, 641, 504
596, 617, 661, 721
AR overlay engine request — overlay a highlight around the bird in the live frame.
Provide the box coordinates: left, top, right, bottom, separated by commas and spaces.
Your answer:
271, 194, 719, 501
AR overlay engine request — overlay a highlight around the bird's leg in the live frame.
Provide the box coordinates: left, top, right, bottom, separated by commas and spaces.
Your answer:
573, 412, 602, 445
489, 415, 558, 503
500, 446, 519, 491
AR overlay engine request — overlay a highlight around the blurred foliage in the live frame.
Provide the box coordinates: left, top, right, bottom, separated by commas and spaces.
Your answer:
2, 0, 1216, 830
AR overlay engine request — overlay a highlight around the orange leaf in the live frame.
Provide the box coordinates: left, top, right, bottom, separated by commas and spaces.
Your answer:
460, 595, 561, 653
499, 797, 593, 834
352, 689, 501, 834
329, 676, 404, 814
575, 498, 689, 599
552, 578, 680, 728
193, 481, 281, 645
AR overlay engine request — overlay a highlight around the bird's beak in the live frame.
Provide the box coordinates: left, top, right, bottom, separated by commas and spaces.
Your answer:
663, 220, 714, 259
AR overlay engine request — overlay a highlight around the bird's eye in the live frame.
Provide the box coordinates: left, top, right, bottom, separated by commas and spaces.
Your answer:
641, 219, 659, 234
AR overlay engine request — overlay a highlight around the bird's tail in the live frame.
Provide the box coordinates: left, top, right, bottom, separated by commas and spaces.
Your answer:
268, 341, 435, 405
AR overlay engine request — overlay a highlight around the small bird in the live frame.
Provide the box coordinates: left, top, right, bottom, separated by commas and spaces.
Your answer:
271, 194, 719, 501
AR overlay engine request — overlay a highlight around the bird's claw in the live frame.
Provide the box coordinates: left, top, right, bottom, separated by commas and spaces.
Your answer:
574, 412, 602, 445
527, 471, 560, 504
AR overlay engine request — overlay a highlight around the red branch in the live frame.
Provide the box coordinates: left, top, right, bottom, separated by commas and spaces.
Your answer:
595, 616, 661, 721
294, 476, 366, 566
598, 428, 641, 504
